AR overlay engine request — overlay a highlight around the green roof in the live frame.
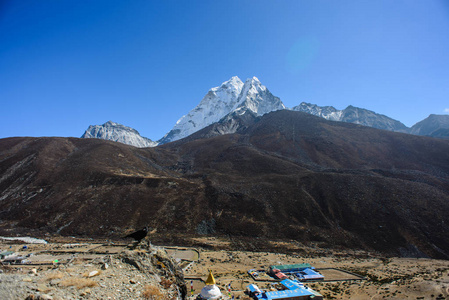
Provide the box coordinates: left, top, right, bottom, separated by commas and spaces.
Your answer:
270, 263, 312, 271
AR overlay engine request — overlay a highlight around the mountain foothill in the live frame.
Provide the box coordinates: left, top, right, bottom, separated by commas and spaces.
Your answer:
1, 77, 449, 259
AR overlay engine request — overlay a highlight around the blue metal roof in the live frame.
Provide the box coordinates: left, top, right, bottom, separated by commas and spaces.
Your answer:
256, 289, 314, 299
280, 279, 304, 290
254, 279, 315, 299
248, 284, 261, 293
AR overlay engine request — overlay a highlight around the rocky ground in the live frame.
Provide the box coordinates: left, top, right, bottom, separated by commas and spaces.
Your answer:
1, 236, 449, 299
0, 238, 186, 300
186, 237, 449, 300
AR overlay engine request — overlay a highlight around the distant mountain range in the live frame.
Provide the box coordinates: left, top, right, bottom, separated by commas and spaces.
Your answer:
81, 76, 449, 147
292, 103, 409, 132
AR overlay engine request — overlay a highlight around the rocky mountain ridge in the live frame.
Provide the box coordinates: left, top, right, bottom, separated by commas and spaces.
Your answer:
409, 114, 449, 137
292, 102, 410, 132
2, 110, 449, 259
81, 76, 449, 147
81, 121, 157, 148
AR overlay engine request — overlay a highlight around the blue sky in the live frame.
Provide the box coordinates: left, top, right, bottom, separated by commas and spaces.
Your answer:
1, 0, 448, 140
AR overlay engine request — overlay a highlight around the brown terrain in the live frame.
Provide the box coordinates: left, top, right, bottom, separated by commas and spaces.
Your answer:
0, 110, 449, 261
0, 237, 187, 300
1, 236, 449, 299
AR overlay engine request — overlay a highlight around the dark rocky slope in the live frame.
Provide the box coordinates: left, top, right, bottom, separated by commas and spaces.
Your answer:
1, 111, 448, 258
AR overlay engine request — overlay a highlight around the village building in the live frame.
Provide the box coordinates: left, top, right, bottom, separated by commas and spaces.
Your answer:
247, 279, 323, 300
269, 264, 324, 281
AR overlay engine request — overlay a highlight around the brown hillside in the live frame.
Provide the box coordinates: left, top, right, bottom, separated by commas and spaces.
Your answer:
1, 111, 448, 258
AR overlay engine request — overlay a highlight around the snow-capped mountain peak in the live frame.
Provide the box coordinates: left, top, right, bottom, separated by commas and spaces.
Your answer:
195, 76, 243, 110
82, 78, 449, 146
235, 77, 284, 116
216, 75, 243, 90
292, 102, 408, 132
81, 121, 157, 148
158, 76, 284, 144
292, 102, 342, 121
241, 77, 264, 95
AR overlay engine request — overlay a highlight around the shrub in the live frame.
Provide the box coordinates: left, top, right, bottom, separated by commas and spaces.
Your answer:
59, 277, 98, 289
142, 285, 164, 300
160, 277, 173, 289
45, 272, 64, 281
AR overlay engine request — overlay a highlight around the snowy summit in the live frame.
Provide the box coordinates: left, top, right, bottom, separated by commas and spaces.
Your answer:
81, 121, 157, 148
158, 76, 285, 144
81, 76, 449, 147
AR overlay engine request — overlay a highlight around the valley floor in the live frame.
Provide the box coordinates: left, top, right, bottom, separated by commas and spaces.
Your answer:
186, 237, 449, 299
1, 236, 449, 299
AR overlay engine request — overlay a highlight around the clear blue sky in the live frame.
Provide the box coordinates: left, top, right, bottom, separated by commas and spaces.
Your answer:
1, 0, 449, 140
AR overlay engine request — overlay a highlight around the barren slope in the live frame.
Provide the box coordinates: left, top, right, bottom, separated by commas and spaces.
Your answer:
1, 111, 448, 258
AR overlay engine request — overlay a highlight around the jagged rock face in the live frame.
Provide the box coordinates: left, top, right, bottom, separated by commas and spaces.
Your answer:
177, 108, 259, 142
291, 102, 342, 121
119, 243, 187, 299
82, 121, 157, 148
410, 114, 449, 138
292, 102, 409, 132
341, 106, 409, 132
234, 77, 285, 116
158, 76, 284, 144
